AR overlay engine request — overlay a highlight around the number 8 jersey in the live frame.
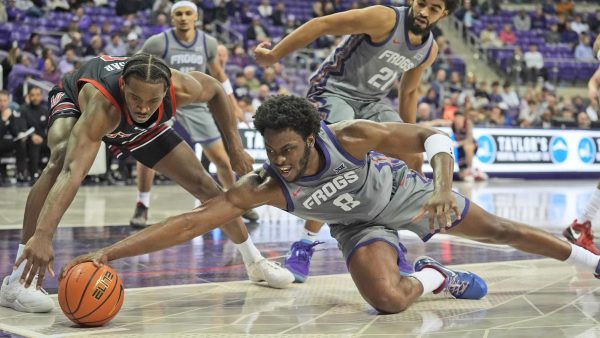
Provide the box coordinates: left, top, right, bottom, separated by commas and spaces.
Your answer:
263, 122, 408, 225
307, 6, 433, 103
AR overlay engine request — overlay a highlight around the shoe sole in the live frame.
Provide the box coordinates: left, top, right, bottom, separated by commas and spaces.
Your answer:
0, 298, 53, 313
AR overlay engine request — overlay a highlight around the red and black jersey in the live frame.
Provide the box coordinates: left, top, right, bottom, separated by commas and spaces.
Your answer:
60, 55, 177, 148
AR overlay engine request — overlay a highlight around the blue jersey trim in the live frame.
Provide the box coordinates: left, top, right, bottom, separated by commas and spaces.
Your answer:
262, 163, 295, 212
299, 134, 332, 182
161, 31, 169, 59
320, 121, 364, 166
171, 28, 198, 49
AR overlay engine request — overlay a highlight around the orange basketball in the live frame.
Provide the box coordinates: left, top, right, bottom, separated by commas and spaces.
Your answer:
58, 262, 124, 327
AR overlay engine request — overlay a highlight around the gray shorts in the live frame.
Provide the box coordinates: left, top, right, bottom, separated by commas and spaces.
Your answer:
329, 169, 470, 266
176, 106, 222, 145
309, 93, 401, 123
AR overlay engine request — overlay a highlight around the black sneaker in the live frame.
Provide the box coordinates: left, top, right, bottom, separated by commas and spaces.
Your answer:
130, 202, 148, 228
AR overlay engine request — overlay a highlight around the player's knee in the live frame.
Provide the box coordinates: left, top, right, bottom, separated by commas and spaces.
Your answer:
367, 288, 409, 314
44, 142, 68, 175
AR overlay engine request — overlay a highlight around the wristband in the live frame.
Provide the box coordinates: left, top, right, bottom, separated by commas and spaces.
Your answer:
222, 79, 234, 95
424, 134, 454, 161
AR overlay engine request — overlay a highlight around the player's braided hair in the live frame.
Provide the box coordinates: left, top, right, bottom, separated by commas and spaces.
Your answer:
254, 95, 321, 139
122, 53, 171, 88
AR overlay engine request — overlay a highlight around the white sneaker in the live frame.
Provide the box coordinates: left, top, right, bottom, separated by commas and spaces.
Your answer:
0, 276, 54, 313
246, 259, 294, 289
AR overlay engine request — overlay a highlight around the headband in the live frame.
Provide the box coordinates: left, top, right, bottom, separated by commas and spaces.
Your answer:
171, 1, 198, 14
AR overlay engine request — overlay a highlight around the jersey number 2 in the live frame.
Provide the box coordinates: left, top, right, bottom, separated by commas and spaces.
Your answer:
367, 67, 398, 91
333, 193, 361, 211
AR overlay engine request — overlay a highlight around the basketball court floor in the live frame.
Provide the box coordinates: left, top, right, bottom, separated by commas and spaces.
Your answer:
0, 179, 600, 337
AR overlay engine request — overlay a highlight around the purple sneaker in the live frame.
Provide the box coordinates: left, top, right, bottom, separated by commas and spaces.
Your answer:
284, 240, 323, 283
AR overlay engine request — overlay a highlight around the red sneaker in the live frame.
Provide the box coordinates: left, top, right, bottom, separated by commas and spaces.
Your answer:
563, 220, 600, 255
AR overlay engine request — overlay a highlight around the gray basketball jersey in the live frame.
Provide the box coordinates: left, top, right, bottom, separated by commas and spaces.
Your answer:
263, 122, 407, 225
141, 28, 218, 113
307, 6, 434, 103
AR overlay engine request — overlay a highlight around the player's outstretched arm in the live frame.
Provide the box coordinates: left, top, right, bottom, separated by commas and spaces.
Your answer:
17, 85, 119, 288
175, 70, 253, 175
254, 6, 396, 67
61, 172, 283, 274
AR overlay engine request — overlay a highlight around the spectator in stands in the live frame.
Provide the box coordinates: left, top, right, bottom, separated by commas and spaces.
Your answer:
58, 46, 77, 75
312, 1, 323, 18
101, 20, 113, 37
501, 81, 520, 110
84, 35, 104, 56
523, 43, 544, 84
480, 24, 502, 48
152, 0, 171, 19
578, 112, 591, 129
561, 22, 580, 47
238, 3, 253, 24
479, 0, 501, 15
73, 7, 91, 31
447, 71, 463, 94
261, 67, 280, 93
251, 84, 270, 111
19, 86, 47, 180
7, 55, 41, 100
104, 33, 126, 56
246, 18, 270, 42
120, 20, 142, 42
474, 81, 491, 102
125, 32, 139, 56
573, 95, 586, 113
60, 18, 81, 49
571, 14, 589, 35
416, 102, 432, 123
40, 57, 60, 85
542, 0, 555, 15
46, 0, 69, 11
233, 72, 250, 100
499, 24, 517, 46
555, 0, 574, 16
229, 45, 250, 68
518, 98, 541, 127
575, 34, 595, 60
6, 0, 23, 22
2, 46, 20, 91
65, 31, 86, 57
150, 13, 170, 35
590, 10, 600, 34
513, 10, 531, 32
258, 0, 272, 18
115, 0, 146, 16
85, 23, 101, 43
489, 81, 503, 104
486, 105, 506, 127
0, 90, 27, 182
271, 2, 285, 26
545, 23, 561, 44
420, 87, 440, 117
452, 112, 482, 182
23, 33, 44, 58
531, 7, 546, 30
243, 65, 261, 93
323, 2, 335, 16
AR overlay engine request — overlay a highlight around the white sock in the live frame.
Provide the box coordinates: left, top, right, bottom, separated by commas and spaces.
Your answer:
410, 268, 446, 296
138, 192, 150, 208
234, 237, 263, 265
9, 244, 26, 283
579, 188, 600, 223
565, 243, 600, 271
301, 229, 319, 242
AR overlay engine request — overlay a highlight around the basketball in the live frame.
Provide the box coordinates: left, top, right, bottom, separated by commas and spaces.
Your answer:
58, 262, 124, 327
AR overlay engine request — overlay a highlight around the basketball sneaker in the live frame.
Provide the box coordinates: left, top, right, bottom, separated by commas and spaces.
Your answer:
130, 202, 148, 228
563, 220, 600, 255
414, 256, 487, 299
242, 209, 260, 222
246, 258, 294, 289
0, 276, 54, 313
284, 240, 323, 283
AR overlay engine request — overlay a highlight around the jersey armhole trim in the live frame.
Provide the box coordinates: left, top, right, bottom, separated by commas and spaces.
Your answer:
320, 121, 364, 166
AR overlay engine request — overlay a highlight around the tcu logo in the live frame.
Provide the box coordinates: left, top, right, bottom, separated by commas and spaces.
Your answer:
92, 271, 114, 300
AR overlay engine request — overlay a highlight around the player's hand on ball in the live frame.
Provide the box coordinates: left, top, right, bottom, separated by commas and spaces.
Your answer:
254, 41, 277, 67
15, 234, 55, 289
412, 190, 461, 234
60, 250, 109, 281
